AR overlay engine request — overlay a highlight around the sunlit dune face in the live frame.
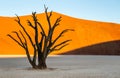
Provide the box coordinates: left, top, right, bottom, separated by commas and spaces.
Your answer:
0, 12, 120, 55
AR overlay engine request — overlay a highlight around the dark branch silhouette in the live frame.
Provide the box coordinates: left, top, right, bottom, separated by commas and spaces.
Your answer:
8, 6, 74, 69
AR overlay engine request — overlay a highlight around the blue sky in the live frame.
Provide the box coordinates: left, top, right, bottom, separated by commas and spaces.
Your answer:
0, 0, 120, 23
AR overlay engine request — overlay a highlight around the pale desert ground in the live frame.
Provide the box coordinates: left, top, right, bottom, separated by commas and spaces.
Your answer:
0, 55, 120, 78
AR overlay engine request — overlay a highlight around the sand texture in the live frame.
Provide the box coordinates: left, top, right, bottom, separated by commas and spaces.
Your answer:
0, 55, 120, 78
1, 12, 120, 55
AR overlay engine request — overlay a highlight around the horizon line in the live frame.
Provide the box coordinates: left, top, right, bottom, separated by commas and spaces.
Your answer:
0, 11, 120, 24
0, 55, 60, 58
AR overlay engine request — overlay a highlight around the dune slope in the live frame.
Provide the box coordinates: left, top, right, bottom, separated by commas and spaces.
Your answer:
0, 12, 120, 55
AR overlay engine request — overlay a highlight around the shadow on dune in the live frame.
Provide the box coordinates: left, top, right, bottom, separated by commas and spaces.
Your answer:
61, 40, 120, 55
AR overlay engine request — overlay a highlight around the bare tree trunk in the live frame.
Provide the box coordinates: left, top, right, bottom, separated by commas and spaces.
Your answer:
31, 62, 37, 69
38, 59, 47, 69
38, 55, 47, 69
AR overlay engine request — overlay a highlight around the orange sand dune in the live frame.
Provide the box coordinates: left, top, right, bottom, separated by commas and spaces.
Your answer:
0, 12, 120, 55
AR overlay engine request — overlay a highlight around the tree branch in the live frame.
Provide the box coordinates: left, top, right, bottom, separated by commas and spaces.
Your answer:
37, 22, 46, 36
31, 12, 40, 64
8, 31, 33, 66
27, 20, 35, 29
50, 29, 74, 47
52, 16, 62, 29
19, 30, 27, 48
50, 40, 71, 53
7, 34, 23, 48
49, 11, 52, 18
32, 12, 37, 22
24, 44, 33, 66
50, 43, 69, 52
39, 32, 44, 51
47, 16, 62, 50
19, 30, 27, 44
12, 31, 24, 46
20, 30, 35, 65
15, 15, 34, 48
44, 5, 52, 30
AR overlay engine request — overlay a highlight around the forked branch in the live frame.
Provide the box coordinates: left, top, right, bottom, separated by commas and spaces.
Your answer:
7, 34, 23, 48
27, 20, 35, 29
15, 15, 34, 47
50, 40, 72, 53
44, 5, 52, 30
51, 29, 74, 47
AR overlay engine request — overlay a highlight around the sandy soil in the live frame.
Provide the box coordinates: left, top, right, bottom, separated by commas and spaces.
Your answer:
0, 55, 120, 78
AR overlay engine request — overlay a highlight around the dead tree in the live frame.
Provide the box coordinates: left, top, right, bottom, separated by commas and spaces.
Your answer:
7, 6, 74, 69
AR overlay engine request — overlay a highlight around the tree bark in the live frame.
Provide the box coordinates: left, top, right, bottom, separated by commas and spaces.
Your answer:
38, 57, 47, 69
